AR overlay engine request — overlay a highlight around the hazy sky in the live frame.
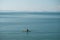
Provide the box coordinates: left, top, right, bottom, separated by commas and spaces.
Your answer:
0, 0, 60, 12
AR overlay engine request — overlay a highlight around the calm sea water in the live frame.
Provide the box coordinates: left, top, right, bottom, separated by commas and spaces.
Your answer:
0, 12, 60, 40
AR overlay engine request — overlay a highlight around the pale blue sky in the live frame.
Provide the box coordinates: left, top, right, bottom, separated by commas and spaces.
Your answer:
0, 0, 60, 12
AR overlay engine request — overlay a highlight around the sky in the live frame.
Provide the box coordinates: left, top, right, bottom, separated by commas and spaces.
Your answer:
0, 0, 60, 12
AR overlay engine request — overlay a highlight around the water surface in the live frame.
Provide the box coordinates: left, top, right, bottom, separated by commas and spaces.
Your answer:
0, 12, 60, 40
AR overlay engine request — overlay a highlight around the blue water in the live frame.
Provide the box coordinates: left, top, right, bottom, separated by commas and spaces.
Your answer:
0, 12, 60, 40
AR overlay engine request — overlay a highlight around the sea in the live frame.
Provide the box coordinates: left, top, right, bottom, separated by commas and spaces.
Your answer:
0, 12, 60, 40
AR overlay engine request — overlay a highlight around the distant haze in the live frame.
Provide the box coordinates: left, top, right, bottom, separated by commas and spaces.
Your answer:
0, 0, 60, 12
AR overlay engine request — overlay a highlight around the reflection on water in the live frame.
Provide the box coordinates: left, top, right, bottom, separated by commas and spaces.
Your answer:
0, 32, 60, 40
